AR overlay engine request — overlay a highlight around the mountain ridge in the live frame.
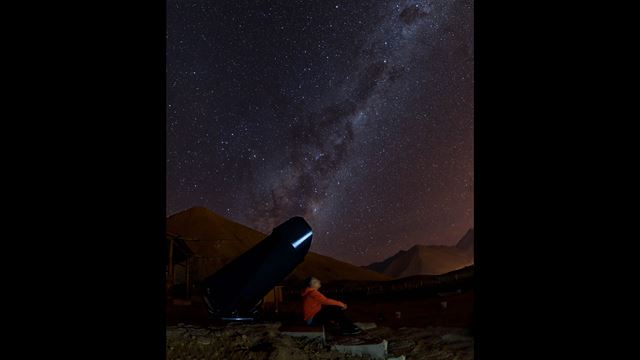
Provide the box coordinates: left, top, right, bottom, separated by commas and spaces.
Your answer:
364, 229, 474, 278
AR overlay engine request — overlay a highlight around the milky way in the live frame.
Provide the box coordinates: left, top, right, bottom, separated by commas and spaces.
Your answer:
167, 0, 473, 265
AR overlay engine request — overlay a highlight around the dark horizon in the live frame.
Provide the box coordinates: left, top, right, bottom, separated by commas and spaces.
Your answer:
167, 0, 474, 265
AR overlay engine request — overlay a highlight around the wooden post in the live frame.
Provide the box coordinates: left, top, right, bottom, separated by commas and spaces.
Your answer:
185, 256, 191, 299
168, 238, 174, 293
273, 285, 278, 314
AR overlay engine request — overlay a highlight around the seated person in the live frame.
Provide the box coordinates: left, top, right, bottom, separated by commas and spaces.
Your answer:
301, 276, 362, 335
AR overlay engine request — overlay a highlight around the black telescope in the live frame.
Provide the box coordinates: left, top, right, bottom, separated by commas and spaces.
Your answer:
202, 216, 313, 320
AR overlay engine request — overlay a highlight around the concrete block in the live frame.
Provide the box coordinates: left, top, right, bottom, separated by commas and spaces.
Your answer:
354, 322, 377, 330
279, 325, 325, 341
331, 338, 388, 359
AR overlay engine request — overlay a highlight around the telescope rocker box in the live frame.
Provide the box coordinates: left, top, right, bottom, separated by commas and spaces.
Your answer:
202, 217, 313, 320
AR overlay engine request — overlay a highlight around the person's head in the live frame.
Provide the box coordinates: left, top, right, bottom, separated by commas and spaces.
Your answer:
304, 276, 321, 289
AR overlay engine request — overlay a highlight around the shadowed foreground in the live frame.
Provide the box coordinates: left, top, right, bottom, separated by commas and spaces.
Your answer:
167, 322, 473, 360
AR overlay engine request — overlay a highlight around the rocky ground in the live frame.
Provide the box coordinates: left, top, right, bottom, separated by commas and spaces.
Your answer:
166, 322, 473, 360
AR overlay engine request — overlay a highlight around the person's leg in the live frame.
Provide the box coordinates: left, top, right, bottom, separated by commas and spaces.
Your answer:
309, 306, 331, 326
325, 306, 354, 330
311, 305, 358, 331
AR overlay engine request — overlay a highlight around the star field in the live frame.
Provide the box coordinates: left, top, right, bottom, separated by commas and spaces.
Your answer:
167, 0, 474, 265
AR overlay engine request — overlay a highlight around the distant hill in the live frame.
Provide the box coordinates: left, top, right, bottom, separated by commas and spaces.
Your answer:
365, 229, 474, 278
455, 228, 474, 255
167, 207, 390, 283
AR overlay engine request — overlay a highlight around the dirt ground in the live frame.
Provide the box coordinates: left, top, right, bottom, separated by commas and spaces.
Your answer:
168, 289, 474, 328
166, 322, 473, 360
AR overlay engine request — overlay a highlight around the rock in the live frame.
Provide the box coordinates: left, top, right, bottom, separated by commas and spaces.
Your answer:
388, 339, 415, 354
196, 338, 212, 345
191, 328, 210, 337
441, 333, 468, 343
167, 328, 187, 337
354, 322, 377, 330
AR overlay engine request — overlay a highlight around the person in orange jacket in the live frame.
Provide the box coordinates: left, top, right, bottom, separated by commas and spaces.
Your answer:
301, 276, 362, 335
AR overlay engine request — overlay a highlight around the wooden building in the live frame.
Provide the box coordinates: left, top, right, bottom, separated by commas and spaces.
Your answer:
166, 232, 194, 300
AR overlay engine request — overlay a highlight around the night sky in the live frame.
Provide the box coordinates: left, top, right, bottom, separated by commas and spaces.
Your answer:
167, 0, 473, 266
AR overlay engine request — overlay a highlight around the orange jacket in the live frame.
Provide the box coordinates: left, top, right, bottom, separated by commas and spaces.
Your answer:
301, 287, 346, 321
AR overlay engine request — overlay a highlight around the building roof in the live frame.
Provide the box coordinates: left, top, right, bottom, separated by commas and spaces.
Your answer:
167, 232, 194, 264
